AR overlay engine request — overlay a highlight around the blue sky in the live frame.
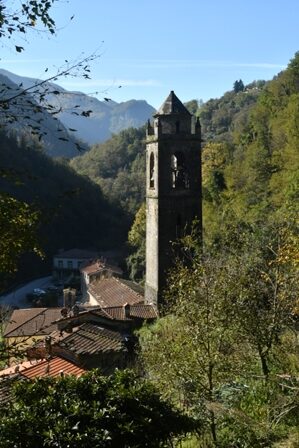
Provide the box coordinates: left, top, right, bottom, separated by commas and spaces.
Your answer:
1, 0, 299, 108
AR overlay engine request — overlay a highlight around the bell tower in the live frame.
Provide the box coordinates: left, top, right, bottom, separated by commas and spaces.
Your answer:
144, 91, 202, 308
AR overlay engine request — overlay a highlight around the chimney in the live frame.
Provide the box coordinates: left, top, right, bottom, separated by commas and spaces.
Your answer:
45, 336, 52, 357
123, 303, 130, 319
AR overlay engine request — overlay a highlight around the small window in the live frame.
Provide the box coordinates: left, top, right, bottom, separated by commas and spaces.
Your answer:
175, 121, 180, 133
149, 152, 155, 189
67, 260, 73, 269
171, 152, 189, 189
58, 260, 63, 268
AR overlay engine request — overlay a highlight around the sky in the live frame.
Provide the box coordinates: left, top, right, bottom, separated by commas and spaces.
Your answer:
1, 0, 299, 108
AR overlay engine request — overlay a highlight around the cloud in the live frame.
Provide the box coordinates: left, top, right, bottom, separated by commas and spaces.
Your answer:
126, 59, 286, 70
59, 78, 161, 88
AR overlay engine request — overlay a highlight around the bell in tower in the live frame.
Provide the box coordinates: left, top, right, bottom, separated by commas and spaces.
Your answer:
144, 91, 202, 309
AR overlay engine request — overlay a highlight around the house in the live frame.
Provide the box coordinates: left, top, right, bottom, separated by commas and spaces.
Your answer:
0, 357, 85, 404
0, 373, 24, 405
27, 303, 157, 371
87, 276, 144, 308
18, 356, 85, 379
3, 308, 63, 364
53, 248, 99, 282
80, 259, 123, 301
0, 357, 85, 379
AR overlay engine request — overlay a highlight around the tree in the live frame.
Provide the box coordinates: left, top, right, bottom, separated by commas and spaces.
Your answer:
126, 202, 146, 282
0, 0, 56, 46
139, 224, 299, 446
233, 79, 245, 93
139, 247, 245, 445
0, 192, 41, 274
0, 369, 196, 447
0, 0, 102, 290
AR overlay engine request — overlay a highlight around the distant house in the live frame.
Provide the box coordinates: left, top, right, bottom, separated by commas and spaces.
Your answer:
0, 357, 85, 379
87, 277, 144, 308
53, 248, 99, 281
3, 308, 63, 363
27, 304, 157, 372
3, 270, 156, 374
80, 259, 123, 301
47, 324, 128, 372
19, 356, 85, 379
0, 357, 85, 404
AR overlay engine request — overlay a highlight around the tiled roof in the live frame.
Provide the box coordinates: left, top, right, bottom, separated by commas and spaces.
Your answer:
0, 373, 24, 404
51, 323, 126, 355
54, 248, 98, 260
21, 357, 85, 379
81, 259, 123, 276
103, 304, 158, 321
88, 277, 144, 308
4, 308, 63, 337
0, 359, 44, 376
54, 303, 157, 326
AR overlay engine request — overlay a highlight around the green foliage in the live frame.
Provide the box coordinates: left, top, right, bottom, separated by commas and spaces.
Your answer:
0, 369, 196, 447
0, 130, 128, 286
139, 223, 299, 446
198, 53, 299, 246
196, 81, 264, 142
233, 79, 245, 93
71, 126, 146, 217
0, 192, 41, 276
0, 0, 56, 46
127, 203, 146, 282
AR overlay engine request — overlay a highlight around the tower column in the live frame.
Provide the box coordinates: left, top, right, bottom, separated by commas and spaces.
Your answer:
144, 91, 202, 309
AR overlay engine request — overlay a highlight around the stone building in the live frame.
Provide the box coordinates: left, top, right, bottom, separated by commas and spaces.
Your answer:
145, 91, 202, 308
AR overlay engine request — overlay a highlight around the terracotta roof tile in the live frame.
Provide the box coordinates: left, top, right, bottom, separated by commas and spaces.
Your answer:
20, 357, 85, 379
0, 374, 24, 405
88, 277, 143, 308
52, 323, 126, 355
4, 308, 63, 337
0, 359, 44, 376
127, 303, 158, 319
81, 259, 123, 276
103, 304, 158, 321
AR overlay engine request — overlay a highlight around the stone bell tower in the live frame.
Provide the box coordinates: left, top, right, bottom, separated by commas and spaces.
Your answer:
144, 91, 202, 308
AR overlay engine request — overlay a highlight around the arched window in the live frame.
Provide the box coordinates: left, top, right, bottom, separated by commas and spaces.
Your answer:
149, 152, 155, 189
171, 152, 189, 189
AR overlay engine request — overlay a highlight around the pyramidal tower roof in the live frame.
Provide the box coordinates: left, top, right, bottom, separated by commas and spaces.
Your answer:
155, 90, 191, 116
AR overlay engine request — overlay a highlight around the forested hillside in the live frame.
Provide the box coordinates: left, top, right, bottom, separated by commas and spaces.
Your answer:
70, 127, 146, 217
202, 53, 299, 243
137, 55, 299, 447
0, 131, 127, 287
71, 53, 298, 241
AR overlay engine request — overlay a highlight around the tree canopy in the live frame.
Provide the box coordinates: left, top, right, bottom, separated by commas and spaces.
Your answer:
0, 369, 196, 448
139, 223, 299, 447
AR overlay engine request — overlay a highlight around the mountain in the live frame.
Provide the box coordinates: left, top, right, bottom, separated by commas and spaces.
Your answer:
0, 69, 155, 150
0, 71, 82, 158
